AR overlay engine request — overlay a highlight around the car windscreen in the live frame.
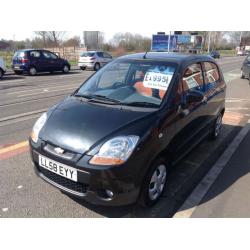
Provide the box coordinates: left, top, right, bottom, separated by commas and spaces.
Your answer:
75, 59, 177, 108
80, 52, 95, 57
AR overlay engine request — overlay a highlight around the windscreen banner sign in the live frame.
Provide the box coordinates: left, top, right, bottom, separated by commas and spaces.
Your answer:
152, 35, 178, 51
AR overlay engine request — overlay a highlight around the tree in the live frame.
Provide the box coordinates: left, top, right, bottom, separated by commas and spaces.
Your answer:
31, 37, 45, 48
63, 36, 81, 47
47, 31, 66, 47
34, 31, 66, 47
110, 32, 151, 52
34, 31, 48, 47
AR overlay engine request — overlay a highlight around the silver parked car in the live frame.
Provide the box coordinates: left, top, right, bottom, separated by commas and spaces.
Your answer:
0, 57, 7, 80
78, 51, 113, 71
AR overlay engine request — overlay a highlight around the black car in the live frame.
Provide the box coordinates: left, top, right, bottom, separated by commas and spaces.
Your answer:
241, 54, 250, 84
12, 49, 71, 76
29, 52, 226, 207
209, 51, 220, 59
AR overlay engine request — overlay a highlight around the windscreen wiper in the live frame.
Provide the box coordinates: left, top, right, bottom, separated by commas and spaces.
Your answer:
74, 93, 93, 99
89, 94, 121, 104
121, 101, 159, 108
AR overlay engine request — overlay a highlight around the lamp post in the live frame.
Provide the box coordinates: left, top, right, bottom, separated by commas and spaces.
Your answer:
207, 31, 211, 53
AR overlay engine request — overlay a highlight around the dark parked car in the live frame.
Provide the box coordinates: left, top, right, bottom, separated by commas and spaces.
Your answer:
12, 49, 71, 76
241, 54, 250, 84
29, 52, 226, 207
209, 51, 220, 59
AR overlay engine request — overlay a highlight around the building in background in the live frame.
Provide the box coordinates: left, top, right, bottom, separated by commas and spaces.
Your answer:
82, 31, 103, 50
0, 40, 10, 50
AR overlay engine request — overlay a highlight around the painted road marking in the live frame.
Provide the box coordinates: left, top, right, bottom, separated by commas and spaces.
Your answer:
0, 109, 47, 122
223, 111, 245, 125
0, 141, 28, 155
173, 119, 250, 218
7, 83, 80, 95
0, 141, 29, 161
18, 86, 76, 97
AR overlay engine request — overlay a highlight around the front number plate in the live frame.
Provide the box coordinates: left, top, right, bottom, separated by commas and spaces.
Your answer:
38, 155, 77, 182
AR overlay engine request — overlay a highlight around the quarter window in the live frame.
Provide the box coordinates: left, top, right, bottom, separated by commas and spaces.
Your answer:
203, 62, 220, 84
182, 63, 204, 92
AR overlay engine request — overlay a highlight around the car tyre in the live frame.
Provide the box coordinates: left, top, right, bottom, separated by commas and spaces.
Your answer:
241, 70, 245, 79
210, 113, 223, 140
138, 157, 168, 207
14, 71, 23, 75
0, 69, 3, 80
29, 67, 37, 76
62, 64, 70, 73
94, 63, 100, 71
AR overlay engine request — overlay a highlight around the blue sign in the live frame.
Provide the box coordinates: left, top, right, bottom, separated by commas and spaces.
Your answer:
170, 35, 178, 50
152, 35, 168, 51
152, 35, 178, 51
177, 35, 191, 44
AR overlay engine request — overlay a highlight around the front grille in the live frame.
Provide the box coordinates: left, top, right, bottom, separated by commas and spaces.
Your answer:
39, 167, 89, 195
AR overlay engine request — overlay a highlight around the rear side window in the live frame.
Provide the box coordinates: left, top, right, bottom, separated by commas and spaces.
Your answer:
182, 63, 204, 92
203, 62, 220, 84
97, 52, 104, 57
30, 51, 41, 58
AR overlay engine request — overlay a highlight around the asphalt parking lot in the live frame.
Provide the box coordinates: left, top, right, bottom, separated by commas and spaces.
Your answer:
1, 56, 250, 217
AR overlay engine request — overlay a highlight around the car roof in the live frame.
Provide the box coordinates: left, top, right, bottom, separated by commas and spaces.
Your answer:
15, 49, 51, 52
118, 52, 215, 64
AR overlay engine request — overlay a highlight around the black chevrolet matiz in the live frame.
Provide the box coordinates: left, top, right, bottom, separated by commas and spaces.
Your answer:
29, 52, 226, 207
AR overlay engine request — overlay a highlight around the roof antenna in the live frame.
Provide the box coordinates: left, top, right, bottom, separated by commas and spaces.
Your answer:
143, 51, 148, 59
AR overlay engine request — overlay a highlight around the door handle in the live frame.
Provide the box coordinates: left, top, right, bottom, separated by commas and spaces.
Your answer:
202, 96, 208, 104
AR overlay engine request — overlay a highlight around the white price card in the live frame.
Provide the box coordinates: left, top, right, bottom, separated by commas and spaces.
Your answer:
143, 72, 172, 90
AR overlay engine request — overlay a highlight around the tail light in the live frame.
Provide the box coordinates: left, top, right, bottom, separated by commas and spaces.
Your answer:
90, 57, 96, 61
21, 58, 29, 63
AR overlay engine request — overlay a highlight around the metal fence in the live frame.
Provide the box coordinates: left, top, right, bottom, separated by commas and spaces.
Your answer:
45, 46, 86, 61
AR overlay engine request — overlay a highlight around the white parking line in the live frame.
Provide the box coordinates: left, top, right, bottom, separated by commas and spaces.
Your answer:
0, 79, 25, 83
17, 86, 76, 97
7, 83, 80, 95
174, 119, 250, 218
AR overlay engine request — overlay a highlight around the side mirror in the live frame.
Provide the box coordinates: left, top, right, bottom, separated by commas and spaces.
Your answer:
186, 90, 204, 104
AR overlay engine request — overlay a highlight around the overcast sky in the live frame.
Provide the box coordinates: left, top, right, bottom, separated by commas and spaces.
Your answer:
0, 30, 159, 42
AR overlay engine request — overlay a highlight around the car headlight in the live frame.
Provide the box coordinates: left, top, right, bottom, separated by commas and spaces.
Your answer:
30, 113, 47, 143
88, 135, 139, 166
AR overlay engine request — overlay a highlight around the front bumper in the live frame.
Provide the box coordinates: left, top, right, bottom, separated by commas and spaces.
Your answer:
30, 139, 141, 206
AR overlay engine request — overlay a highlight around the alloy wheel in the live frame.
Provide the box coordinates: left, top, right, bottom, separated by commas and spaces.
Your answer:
29, 67, 37, 76
148, 164, 167, 201
214, 114, 222, 137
